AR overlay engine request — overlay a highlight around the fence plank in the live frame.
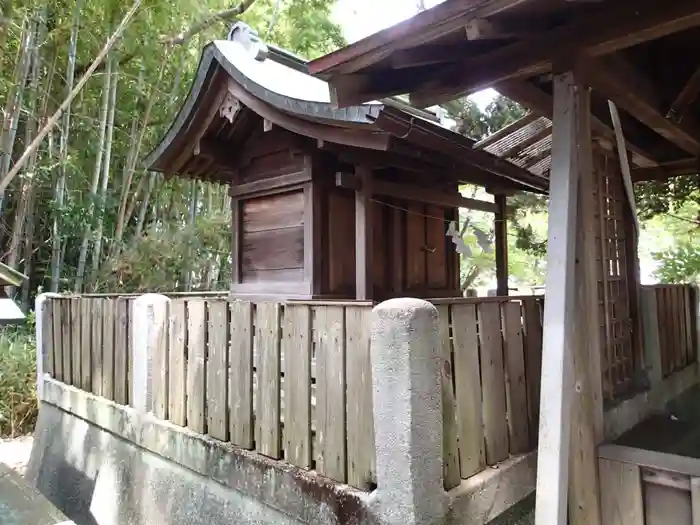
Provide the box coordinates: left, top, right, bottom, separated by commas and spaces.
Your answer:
436, 304, 461, 489
114, 299, 129, 405
256, 302, 282, 459
503, 301, 529, 454
656, 289, 669, 376
523, 297, 543, 447
283, 304, 312, 469
345, 306, 375, 489
91, 299, 103, 395
101, 300, 115, 402
187, 300, 207, 433
42, 300, 54, 377
687, 287, 696, 364
61, 299, 72, 385
207, 300, 229, 441
80, 299, 91, 392
151, 299, 169, 420
70, 298, 80, 387
478, 302, 508, 464
691, 477, 700, 525
168, 300, 187, 426
52, 299, 63, 382
230, 301, 254, 448
127, 298, 134, 405
315, 305, 347, 483
451, 303, 485, 478
599, 458, 644, 525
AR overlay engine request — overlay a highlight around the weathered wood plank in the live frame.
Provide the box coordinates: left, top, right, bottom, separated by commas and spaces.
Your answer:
283, 304, 312, 469
345, 306, 375, 489
256, 302, 282, 459
503, 301, 529, 454
451, 303, 485, 478
186, 300, 207, 433
315, 305, 347, 483
523, 297, 543, 447
149, 298, 168, 420
51, 299, 63, 382
207, 300, 229, 441
691, 477, 700, 525
70, 298, 80, 387
478, 302, 508, 465
91, 299, 103, 396
41, 300, 54, 378
60, 299, 71, 385
685, 286, 695, 364
101, 300, 115, 402
114, 298, 129, 405
599, 458, 644, 525
168, 300, 187, 426
80, 299, 91, 392
436, 304, 461, 488
230, 301, 254, 448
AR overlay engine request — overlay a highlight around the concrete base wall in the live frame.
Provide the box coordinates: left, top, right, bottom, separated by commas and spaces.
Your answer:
27, 380, 378, 525
28, 379, 537, 525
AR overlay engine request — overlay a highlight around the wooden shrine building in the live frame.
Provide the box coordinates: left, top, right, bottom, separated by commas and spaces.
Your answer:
144, 22, 547, 301
306, 1, 700, 525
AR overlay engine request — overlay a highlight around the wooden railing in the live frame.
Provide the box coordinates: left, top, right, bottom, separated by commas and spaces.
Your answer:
434, 295, 545, 489
643, 284, 697, 378
41, 293, 544, 492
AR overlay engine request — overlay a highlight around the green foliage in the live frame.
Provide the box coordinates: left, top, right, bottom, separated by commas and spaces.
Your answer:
652, 241, 700, 283
0, 317, 37, 437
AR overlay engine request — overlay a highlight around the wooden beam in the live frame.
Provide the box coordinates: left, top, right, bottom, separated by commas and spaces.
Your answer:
535, 71, 587, 525
464, 17, 537, 40
667, 65, 700, 123
474, 112, 538, 150
336, 172, 498, 213
631, 158, 700, 181
406, 0, 700, 107
608, 101, 640, 233
497, 79, 657, 167
228, 170, 310, 198
308, 0, 533, 75
494, 195, 508, 296
585, 56, 700, 156
355, 166, 373, 301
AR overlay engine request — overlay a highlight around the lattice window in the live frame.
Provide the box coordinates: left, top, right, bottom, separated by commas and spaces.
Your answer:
594, 154, 637, 401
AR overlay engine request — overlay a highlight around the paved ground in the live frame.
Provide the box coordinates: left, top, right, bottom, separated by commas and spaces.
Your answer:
0, 435, 33, 476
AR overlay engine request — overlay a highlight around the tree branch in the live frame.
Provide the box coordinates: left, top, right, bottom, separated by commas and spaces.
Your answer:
162, 0, 259, 47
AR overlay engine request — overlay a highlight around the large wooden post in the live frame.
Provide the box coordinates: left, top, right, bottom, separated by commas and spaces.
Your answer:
495, 194, 509, 296
355, 165, 373, 300
535, 71, 602, 525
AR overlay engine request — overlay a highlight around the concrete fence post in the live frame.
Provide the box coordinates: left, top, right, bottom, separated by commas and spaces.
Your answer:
369, 298, 446, 525
35, 292, 61, 401
131, 294, 170, 413
640, 287, 663, 386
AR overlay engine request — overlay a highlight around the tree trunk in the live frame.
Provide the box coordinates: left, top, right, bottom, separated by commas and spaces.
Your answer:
134, 172, 156, 239
49, 0, 81, 292
75, 56, 111, 291
90, 56, 118, 285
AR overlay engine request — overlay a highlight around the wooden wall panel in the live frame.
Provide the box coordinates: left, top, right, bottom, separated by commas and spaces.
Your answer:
243, 192, 304, 232
372, 200, 389, 298
426, 205, 447, 289
406, 203, 426, 290
327, 188, 355, 295
599, 458, 644, 525
242, 228, 304, 270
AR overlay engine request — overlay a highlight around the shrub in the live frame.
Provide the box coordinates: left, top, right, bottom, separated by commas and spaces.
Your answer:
0, 314, 37, 437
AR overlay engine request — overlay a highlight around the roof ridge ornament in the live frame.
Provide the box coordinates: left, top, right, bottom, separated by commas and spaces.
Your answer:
227, 21, 269, 62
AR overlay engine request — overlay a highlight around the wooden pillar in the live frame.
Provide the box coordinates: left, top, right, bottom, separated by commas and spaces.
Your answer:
355, 166, 373, 300
535, 71, 602, 525
495, 194, 509, 296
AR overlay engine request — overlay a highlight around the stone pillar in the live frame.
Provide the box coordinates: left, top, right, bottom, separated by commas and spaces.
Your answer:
131, 294, 170, 413
369, 298, 446, 525
34, 293, 60, 401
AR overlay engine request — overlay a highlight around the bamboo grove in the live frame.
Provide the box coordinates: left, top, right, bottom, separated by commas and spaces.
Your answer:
0, 0, 345, 308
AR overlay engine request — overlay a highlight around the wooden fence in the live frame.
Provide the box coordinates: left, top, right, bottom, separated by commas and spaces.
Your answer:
645, 284, 697, 378
436, 295, 544, 489
41, 293, 545, 491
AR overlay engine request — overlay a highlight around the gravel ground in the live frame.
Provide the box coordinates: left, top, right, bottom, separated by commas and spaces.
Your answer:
0, 435, 33, 476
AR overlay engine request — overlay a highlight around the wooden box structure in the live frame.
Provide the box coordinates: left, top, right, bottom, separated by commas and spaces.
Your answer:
144, 23, 547, 300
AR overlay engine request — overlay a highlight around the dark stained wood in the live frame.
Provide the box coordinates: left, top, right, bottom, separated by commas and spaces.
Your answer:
303, 180, 323, 295
229, 171, 310, 198
667, 66, 700, 123
425, 205, 447, 289
406, 0, 700, 107
495, 195, 509, 296
372, 200, 389, 298
391, 204, 405, 294
243, 191, 304, 232
240, 267, 305, 284
232, 198, 241, 287
631, 158, 700, 182
327, 188, 356, 295
584, 56, 700, 156
242, 228, 304, 271
406, 203, 427, 291
355, 166, 373, 300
